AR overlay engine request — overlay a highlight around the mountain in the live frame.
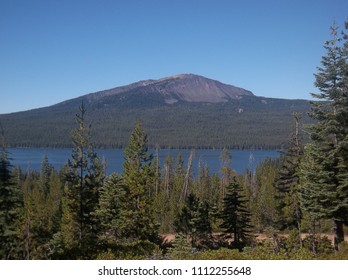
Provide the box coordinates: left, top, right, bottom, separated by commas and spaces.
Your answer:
84, 74, 254, 104
0, 74, 311, 149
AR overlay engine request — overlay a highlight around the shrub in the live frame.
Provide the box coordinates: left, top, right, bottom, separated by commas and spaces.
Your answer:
195, 248, 243, 260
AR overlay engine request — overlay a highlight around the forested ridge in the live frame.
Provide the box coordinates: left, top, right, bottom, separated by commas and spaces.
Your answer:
0, 84, 311, 150
0, 22, 348, 260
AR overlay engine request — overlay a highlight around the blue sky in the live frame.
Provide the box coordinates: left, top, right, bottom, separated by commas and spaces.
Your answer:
0, 0, 347, 114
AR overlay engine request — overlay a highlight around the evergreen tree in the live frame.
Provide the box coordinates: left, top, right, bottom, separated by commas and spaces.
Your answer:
196, 161, 211, 201
167, 234, 194, 259
45, 171, 63, 245
40, 155, 53, 195
174, 193, 211, 247
247, 158, 279, 231
220, 179, 252, 250
163, 154, 183, 233
95, 173, 125, 247
19, 171, 47, 259
163, 154, 174, 200
299, 22, 348, 250
118, 120, 158, 251
0, 130, 22, 259
60, 102, 105, 258
219, 148, 235, 199
195, 200, 212, 240
172, 153, 185, 205
276, 113, 303, 230
19, 157, 60, 259
157, 155, 175, 233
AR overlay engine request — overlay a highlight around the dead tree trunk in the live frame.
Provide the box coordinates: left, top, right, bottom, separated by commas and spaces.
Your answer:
180, 150, 194, 201
333, 220, 344, 251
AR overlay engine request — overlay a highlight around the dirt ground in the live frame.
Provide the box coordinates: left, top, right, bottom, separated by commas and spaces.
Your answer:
160, 233, 348, 245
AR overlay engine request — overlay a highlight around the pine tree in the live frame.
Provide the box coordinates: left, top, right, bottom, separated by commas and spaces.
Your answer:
299, 22, 348, 250
298, 145, 324, 253
60, 102, 105, 258
249, 158, 279, 231
19, 156, 60, 259
95, 173, 125, 247
276, 113, 303, 230
172, 153, 185, 205
174, 193, 211, 247
163, 154, 174, 200
196, 161, 211, 201
40, 155, 53, 196
19, 171, 49, 259
156, 154, 175, 233
167, 234, 194, 259
118, 120, 158, 252
45, 171, 63, 242
0, 130, 22, 259
219, 148, 235, 199
220, 179, 252, 250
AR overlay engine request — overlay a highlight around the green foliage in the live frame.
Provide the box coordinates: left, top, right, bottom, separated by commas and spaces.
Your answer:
167, 234, 195, 260
276, 113, 303, 230
285, 228, 302, 253
287, 247, 315, 260
60, 102, 105, 258
220, 179, 252, 250
219, 148, 235, 200
243, 158, 280, 232
95, 239, 161, 260
40, 155, 53, 195
299, 22, 348, 250
283, 185, 301, 228
119, 120, 158, 246
1, 139, 347, 259
196, 247, 243, 260
243, 244, 286, 260
328, 242, 348, 259
174, 193, 212, 247
95, 173, 125, 246
302, 235, 334, 257
0, 130, 23, 259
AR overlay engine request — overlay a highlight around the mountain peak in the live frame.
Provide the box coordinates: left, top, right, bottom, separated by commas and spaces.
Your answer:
87, 74, 253, 104
157, 73, 197, 80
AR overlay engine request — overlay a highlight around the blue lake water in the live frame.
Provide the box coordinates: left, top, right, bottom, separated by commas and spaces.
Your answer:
7, 148, 281, 176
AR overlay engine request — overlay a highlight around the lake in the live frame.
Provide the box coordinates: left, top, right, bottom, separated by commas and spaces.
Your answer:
7, 148, 281, 176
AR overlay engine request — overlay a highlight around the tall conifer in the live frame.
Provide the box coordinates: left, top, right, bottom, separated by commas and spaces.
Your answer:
299, 22, 348, 250
61, 102, 105, 258
276, 113, 303, 230
0, 125, 22, 259
174, 193, 212, 246
220, 179, 252, 250
96, 173, 125, 247
118, 120, 158, 250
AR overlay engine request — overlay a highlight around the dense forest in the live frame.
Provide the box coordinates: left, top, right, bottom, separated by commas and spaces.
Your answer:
0, 22, 348, 260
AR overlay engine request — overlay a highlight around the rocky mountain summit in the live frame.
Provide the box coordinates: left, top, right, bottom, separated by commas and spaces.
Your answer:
85, 74, 254, 104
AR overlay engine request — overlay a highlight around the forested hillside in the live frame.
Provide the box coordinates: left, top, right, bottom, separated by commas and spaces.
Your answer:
0, 75, 311, 149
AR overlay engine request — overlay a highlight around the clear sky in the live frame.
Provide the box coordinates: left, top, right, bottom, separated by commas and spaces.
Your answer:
0, 0, 347, 114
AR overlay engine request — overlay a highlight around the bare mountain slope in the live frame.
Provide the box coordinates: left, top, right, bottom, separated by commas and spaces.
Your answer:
85, 74, 253, 104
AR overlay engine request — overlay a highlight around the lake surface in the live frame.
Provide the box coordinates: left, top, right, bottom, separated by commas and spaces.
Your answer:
8, 148, 281, 176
